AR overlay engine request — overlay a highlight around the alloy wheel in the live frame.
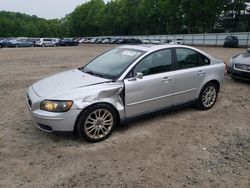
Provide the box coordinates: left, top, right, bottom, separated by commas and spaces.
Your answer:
84, 109, 113, 140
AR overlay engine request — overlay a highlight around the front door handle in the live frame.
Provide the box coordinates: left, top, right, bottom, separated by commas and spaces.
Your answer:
162, 77, 172, 82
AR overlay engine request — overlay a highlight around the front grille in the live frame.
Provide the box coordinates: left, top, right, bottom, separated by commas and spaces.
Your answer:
235, 64, 250, 72
27, 94, 32, 108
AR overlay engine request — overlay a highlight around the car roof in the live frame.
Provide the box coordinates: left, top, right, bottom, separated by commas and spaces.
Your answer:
119, 44, 191, 52
118, 44, 216, 60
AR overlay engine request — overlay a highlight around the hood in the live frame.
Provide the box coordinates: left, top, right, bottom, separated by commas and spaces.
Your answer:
32, 69, 111, 98
233, 52, 250, 65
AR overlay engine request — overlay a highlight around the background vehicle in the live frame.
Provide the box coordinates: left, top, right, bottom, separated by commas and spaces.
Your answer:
142, 39, 150, 44
95, 38, 104, 44
228, 48, 250, 80
223, 36, 239, 48
59, 38, 78, 46
9, 39, 34, 47
28, 38, 40, 45
150, 39, 162, 44
102, 38, 111, 44
0, 39, 10, 48
89, 38, 98, 44
35, 38, 54, 47
164, 39, 173, 44
127, 38, 142, 44
52, 38, 60, 46
27, 45, 225, 142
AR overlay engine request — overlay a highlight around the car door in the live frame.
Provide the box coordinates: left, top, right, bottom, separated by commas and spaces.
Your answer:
172, 48, 207, 106
124, 49, 175, 118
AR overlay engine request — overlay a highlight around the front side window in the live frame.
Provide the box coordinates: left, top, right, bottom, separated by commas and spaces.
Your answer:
134, 49, 172, 76
82, 48, 144, 79
176, 48, 200, 69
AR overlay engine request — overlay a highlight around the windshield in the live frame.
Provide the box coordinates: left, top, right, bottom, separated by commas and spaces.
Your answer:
81, 48, 144, 79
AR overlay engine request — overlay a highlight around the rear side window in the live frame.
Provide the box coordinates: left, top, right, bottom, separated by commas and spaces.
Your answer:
176, 48, 200, 69
176, 48, 210, 69
200, 54, 210, 66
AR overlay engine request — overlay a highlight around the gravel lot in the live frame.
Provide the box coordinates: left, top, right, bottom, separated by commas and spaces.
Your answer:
0, 45, 249, 188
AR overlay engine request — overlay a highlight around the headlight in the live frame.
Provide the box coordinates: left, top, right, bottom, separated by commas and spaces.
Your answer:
40, 100, 73, 112
228, 58, 234, 67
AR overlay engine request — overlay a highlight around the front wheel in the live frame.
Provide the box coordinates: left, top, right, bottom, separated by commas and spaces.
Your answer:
196, 82, 218, 110
76, 104, 117, 142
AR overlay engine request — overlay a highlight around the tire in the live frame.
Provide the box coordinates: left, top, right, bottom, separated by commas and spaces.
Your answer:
15, 44, 19, 48
76, 104, 118, 142
196, 82, 218, 110
42, 43, 45, 47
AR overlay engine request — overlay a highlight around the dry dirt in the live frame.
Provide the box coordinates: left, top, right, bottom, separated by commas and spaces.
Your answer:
0, 45, 249, 188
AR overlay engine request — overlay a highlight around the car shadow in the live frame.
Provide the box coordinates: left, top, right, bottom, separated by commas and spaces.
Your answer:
115, 104, 197, 133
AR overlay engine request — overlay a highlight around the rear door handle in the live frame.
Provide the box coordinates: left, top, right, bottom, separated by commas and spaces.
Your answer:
162, 77, 172, 82
197, 70, 205, 75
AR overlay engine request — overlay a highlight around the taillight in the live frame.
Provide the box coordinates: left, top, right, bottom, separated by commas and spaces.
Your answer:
224, 61, 228, 76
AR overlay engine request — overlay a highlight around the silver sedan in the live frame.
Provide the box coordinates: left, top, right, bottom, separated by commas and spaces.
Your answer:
228, 48, 250, 81
26, 45, 225, 142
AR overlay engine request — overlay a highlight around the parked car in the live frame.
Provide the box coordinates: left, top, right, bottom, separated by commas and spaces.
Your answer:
9, 39, 34, 47
107, 38, 116, 44
52, 38, 60, 46
115, 39, 127, 44
223, 36, 239, 48
35, 38, 54, 47
28, 38, 40, 45
142, 39, 150, 44
26, 45, 225, 142
102, 38, 111, 44
227, 48, 250, 81
150, 39, 162, 44
88, 38, 98, 44
0, 39, 10, 48
78, 38, 86, 44
164, 39, 173, 44
95, 38, 104, 44
59, 38, 78, 46
127, 38, 142, 44
83, 38, 92, 44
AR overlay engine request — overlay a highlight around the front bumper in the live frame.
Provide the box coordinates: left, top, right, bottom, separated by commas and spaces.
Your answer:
227, 67, 250, 81
26, 87, 81, 132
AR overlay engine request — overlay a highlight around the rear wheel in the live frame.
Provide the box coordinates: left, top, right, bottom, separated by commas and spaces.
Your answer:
42, 43, 45, 47
76, 104, 117, 142
196, 82, 218, 110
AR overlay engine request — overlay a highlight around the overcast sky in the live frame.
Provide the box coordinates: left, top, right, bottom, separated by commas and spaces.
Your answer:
0, 0, 108, 19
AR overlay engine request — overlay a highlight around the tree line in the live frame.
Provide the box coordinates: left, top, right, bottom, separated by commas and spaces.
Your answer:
0, 0, 249, 38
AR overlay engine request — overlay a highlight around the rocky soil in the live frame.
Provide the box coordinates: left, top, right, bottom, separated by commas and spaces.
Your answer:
0, 45, 249, 187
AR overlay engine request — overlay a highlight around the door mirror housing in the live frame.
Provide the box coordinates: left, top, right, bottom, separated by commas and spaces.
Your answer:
135, 72, 143, 79
128, 72, 143, 81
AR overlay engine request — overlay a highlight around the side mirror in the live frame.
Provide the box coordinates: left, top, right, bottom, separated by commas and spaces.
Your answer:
128, 72, 143, 81
135, 72, 143, 79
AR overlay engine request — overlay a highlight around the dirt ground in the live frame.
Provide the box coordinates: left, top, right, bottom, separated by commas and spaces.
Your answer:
0, 45, 249, 188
